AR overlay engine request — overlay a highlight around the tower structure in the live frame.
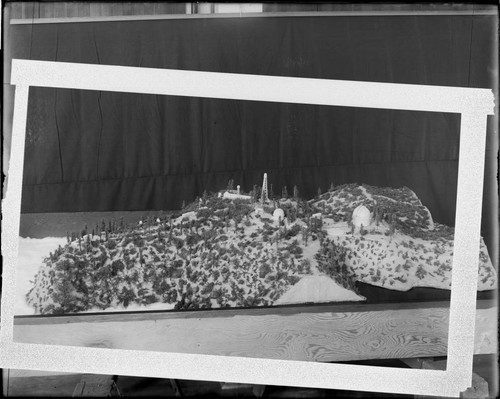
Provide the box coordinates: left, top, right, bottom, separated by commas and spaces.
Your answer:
261, 173, 269, 203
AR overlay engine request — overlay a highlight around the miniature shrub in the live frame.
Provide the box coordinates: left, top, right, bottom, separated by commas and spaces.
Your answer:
111, 260, 125, 276
144, 294, 158, 305
415, 265, 427, 279
173, 237, 184, 250
120, 287, 136, 307
288, 275, 301, 285
106, 239, 117, 250
258, 264, 272, 278
201, 282, 214, 295
286, 240, 303, 256
197, 207, 212, 219
301, 259, 312, 274
285, 224, 301, 239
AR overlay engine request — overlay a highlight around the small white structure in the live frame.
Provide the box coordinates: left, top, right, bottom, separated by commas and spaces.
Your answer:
352, 205, 371, 228
261, 173, 269, 203
255, 205, 264, 214
311, 212, 322, 220
273, 208, 285, 224
223, 191, 251, 200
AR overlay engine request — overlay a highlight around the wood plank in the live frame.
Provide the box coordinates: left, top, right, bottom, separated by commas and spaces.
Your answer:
8, 2, 23, 19
13, 304, 497, 363
72, 374, 115, 397
66, 3, 90, 18
318, 4, 354, 12
7, 373, 84, 397
122, 2, 135, 16
9, 9, 498, 24
142, 3, 155, 16
2, 369, 9, 396
154, 2, 186, 15
21, 2, 35, 19
52, 2, 67, 18
13, 299, 496, 324
38, 2, 54, 18
89, 3, 102, 18
131, 2, 146, 16
110, 2, 124, 17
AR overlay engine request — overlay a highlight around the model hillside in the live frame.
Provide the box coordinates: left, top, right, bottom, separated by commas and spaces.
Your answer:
26, 177, 496, 315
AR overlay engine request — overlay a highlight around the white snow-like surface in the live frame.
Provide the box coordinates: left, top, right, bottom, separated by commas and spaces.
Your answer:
179, 211, 196, 220
275, 275, 365, 305
16, 237, 67, 315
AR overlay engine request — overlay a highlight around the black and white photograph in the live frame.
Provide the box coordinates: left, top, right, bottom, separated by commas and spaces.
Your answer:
2, 2, 498, 397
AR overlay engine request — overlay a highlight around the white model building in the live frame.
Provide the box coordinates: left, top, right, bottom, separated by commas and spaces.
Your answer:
352, 205, 371, 229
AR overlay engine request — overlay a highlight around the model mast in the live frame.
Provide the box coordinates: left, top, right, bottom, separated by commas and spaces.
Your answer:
260, 173, 269, 204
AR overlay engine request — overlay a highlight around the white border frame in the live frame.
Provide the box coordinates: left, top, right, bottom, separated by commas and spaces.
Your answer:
0, 59, 495, 397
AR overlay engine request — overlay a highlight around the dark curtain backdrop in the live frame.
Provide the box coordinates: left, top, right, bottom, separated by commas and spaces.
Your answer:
7, 15, 497, 255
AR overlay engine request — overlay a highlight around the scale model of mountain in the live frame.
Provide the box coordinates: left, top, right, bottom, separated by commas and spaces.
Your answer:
314, 184, 495, 291
26, 183, 496, 315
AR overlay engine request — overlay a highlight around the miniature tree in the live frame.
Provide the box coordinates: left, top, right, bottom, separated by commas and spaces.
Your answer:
317, 187, 322, 197
227, 179, 234, 191
389, 214, 396, 236
329, 182, 335, 192
282, 186, 288, 199
293, 185, 299, 200
360, 224, 368, 236
303, 226, 309, 245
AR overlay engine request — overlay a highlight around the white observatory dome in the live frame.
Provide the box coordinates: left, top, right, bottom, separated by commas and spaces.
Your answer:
352, 205, 371, 228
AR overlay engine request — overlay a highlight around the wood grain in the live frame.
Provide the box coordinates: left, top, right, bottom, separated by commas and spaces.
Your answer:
13, 299, 495, 325
21, 2, 35, 19
13, 304, 497, 362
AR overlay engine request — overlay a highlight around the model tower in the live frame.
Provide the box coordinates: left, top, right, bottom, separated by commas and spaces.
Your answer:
261, 173, 269, 204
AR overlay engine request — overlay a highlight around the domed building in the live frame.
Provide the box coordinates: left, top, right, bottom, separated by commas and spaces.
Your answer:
352, 205, 371, 229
